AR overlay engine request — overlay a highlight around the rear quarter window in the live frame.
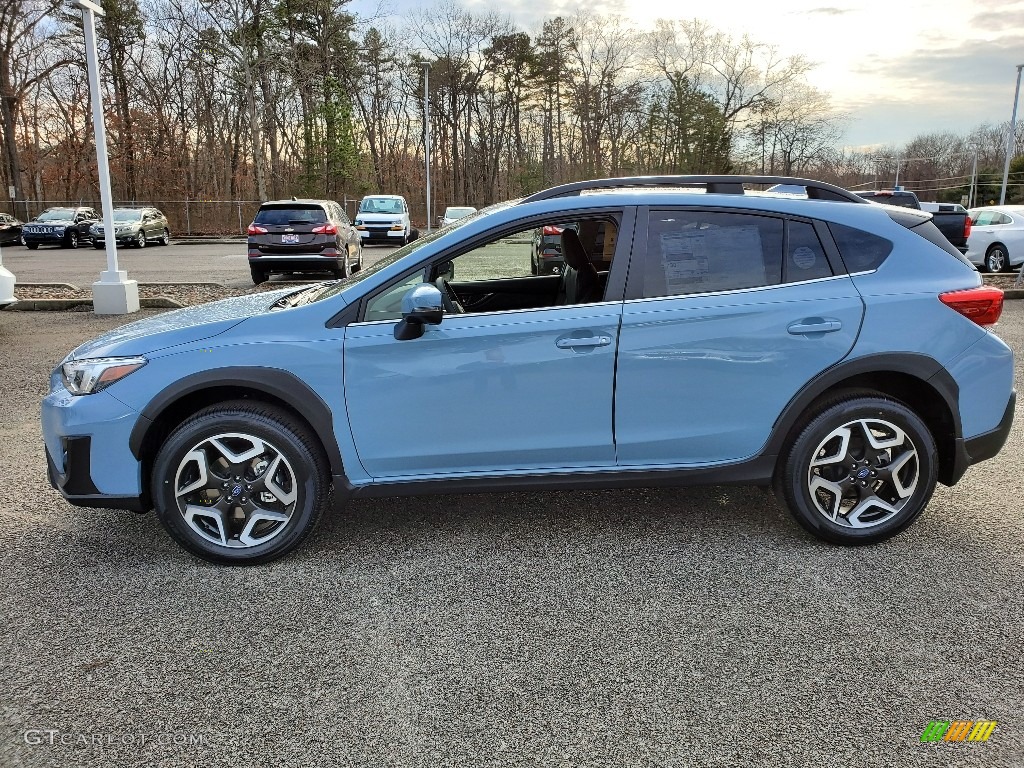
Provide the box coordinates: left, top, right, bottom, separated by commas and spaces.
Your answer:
827, 223, 893, 272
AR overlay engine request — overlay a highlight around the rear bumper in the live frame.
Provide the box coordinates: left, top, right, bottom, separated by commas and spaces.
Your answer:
248, 254, 344, 272
950, 390, 1015, 484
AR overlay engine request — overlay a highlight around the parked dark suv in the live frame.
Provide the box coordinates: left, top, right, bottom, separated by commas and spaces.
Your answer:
92, 207, 170, 248
22, 207, 99, 249
247, 199, 362, 284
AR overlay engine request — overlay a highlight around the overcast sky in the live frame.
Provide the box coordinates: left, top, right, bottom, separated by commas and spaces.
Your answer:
350, 0, 1024, 150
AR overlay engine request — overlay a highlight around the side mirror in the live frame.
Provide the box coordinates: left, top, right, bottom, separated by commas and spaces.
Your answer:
435, 260, 454, 280
394, 283, 443, 340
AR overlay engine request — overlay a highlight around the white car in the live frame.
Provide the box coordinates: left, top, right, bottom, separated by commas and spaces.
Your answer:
966, 205, 1024, 272
439, 206, 477, 227
354, 195, 412, 246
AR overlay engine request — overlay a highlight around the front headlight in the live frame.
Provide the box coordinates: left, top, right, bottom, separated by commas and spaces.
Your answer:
61, 356, 147, 395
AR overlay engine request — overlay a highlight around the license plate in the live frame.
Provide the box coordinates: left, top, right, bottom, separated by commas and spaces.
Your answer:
281, 234, 299, 244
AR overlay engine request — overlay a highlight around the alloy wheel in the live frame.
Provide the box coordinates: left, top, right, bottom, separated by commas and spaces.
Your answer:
173, 432, 298, 549
806, 417, 920, 529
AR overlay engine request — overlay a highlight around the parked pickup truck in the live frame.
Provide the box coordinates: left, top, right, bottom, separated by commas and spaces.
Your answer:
856, 189, 971, 254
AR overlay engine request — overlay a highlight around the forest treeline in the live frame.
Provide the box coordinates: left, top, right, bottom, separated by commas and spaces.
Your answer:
1, 0, 1023, 231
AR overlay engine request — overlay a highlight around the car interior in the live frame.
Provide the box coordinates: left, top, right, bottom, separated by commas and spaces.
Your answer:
362, 216, 620, 323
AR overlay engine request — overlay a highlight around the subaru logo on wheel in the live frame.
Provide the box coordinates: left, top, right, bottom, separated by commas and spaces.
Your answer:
857, 468, 871, 480
231, 484, 243, 497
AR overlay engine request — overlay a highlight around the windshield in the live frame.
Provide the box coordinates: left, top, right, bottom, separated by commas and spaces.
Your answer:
359, 197, 404, 214
37, 209, 75, 221
444, 207, 475, 219
112, 209, 143, 221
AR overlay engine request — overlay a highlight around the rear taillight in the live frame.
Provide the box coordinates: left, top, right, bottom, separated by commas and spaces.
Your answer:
963, 216, 972, 239
247, 224, 267, 234
312, 223, 337, 235
542, 225, 564, 235
939, 286, 1003, 326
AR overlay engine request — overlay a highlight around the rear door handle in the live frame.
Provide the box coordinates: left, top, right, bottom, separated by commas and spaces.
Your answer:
556, 334, 612, 349
787, 319, 842, 335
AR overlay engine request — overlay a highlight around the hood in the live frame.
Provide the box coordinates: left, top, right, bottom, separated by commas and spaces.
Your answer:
358, 212, 405, 223
31, 217, 74, 225
68, 286, 297, 359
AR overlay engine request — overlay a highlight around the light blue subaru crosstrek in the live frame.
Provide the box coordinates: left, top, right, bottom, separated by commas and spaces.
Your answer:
43, 176, 1016, 564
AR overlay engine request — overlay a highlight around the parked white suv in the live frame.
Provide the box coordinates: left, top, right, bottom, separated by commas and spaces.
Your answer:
354, 195, 412, 246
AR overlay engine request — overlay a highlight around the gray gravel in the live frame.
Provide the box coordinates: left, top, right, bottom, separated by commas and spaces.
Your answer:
0, 305, 1022, 768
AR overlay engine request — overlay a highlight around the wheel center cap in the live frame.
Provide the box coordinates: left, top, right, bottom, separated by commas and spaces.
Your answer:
856, 468, 871, 480
231, 484, 243, 497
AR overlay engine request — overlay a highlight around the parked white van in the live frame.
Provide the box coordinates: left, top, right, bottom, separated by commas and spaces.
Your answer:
354, 195, 412, 245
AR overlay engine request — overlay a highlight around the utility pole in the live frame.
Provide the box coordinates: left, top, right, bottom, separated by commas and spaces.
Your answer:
421, 61, 432, 234
999, 64, 1024, 205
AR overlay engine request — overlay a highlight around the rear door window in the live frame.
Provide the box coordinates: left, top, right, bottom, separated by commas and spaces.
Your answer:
643, 210, 783, 298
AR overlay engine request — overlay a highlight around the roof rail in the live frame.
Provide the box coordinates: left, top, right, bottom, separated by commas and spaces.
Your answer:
519, 175, 866, 205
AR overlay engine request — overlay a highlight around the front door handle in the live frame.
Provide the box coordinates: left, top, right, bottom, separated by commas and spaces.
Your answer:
787, 319, 842, 335
556, 334, 612, 349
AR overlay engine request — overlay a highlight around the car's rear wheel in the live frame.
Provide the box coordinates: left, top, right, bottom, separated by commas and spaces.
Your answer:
354, 241, 363, 272
250, 266, 268, 285
776, 394, 937, 545
159, 228, 170, 246
152, 402, 330, 565
984, 244, 1009, 273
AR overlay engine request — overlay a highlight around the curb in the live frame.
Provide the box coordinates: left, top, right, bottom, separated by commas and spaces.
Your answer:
9, 297, 185, 311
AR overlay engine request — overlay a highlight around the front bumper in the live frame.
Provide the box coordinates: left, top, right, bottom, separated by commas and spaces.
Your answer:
93, 231, 140, 245
42, 384, 149, 511
357, 228, 404, 242
24, 231, 72, 244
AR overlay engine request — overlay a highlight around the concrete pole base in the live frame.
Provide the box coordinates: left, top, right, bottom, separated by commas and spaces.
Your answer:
92, 277, 140, 315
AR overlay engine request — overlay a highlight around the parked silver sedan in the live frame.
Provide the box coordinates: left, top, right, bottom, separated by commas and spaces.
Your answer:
966, 205, 1024, 272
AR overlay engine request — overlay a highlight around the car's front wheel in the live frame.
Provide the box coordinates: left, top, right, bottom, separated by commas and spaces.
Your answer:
135, 230, 146, 248
152, 402, 330, 564
63, 231, 79, 249
776, 394, 937, 545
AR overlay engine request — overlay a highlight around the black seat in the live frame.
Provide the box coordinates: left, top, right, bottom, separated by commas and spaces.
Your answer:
557, 229, 602, 305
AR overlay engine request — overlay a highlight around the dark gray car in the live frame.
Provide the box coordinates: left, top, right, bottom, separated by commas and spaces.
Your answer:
247, 199, 362, 284
92, 207, 171, 248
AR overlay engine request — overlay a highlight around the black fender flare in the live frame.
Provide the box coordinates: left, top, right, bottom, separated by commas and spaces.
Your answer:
128, 367, 347, 481
763, 351, 962, 460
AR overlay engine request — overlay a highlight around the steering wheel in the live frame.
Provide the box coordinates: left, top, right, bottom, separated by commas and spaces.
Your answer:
435, 277, 465, 314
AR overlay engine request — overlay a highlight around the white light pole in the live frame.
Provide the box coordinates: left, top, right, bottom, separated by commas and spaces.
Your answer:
999, 64, 1024, 206
421, 61, 432, 233
73, 0, 138, 315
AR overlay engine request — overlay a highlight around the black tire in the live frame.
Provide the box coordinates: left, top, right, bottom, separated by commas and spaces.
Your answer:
775, 393, 937, 545
63, 230, 79, 249
152, 401, 330, 565
984, 244, 1010, 273
353, 241, 363, 272
134, 230, 146, 248
250, 266, 268, 285
160, 228, 170, 245
26, 242, 37, 250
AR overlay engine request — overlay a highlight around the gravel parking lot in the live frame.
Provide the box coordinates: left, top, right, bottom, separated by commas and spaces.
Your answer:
1, 303, 1021, 767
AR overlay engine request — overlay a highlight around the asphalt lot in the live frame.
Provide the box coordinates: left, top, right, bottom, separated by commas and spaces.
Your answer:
0, 302, 1022, 767
0, 240, 401, 289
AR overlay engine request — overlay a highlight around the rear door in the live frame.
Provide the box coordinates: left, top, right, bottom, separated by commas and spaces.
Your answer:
614, 207, 864, 467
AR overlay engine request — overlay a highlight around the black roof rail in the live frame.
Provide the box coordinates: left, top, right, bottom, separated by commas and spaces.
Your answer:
519, 175, 866, 205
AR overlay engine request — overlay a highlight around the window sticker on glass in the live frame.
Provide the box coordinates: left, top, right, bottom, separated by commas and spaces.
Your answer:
658, 225, 766, 294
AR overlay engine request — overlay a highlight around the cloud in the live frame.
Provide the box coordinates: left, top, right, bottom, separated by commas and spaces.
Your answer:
803, 7, 851, 16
